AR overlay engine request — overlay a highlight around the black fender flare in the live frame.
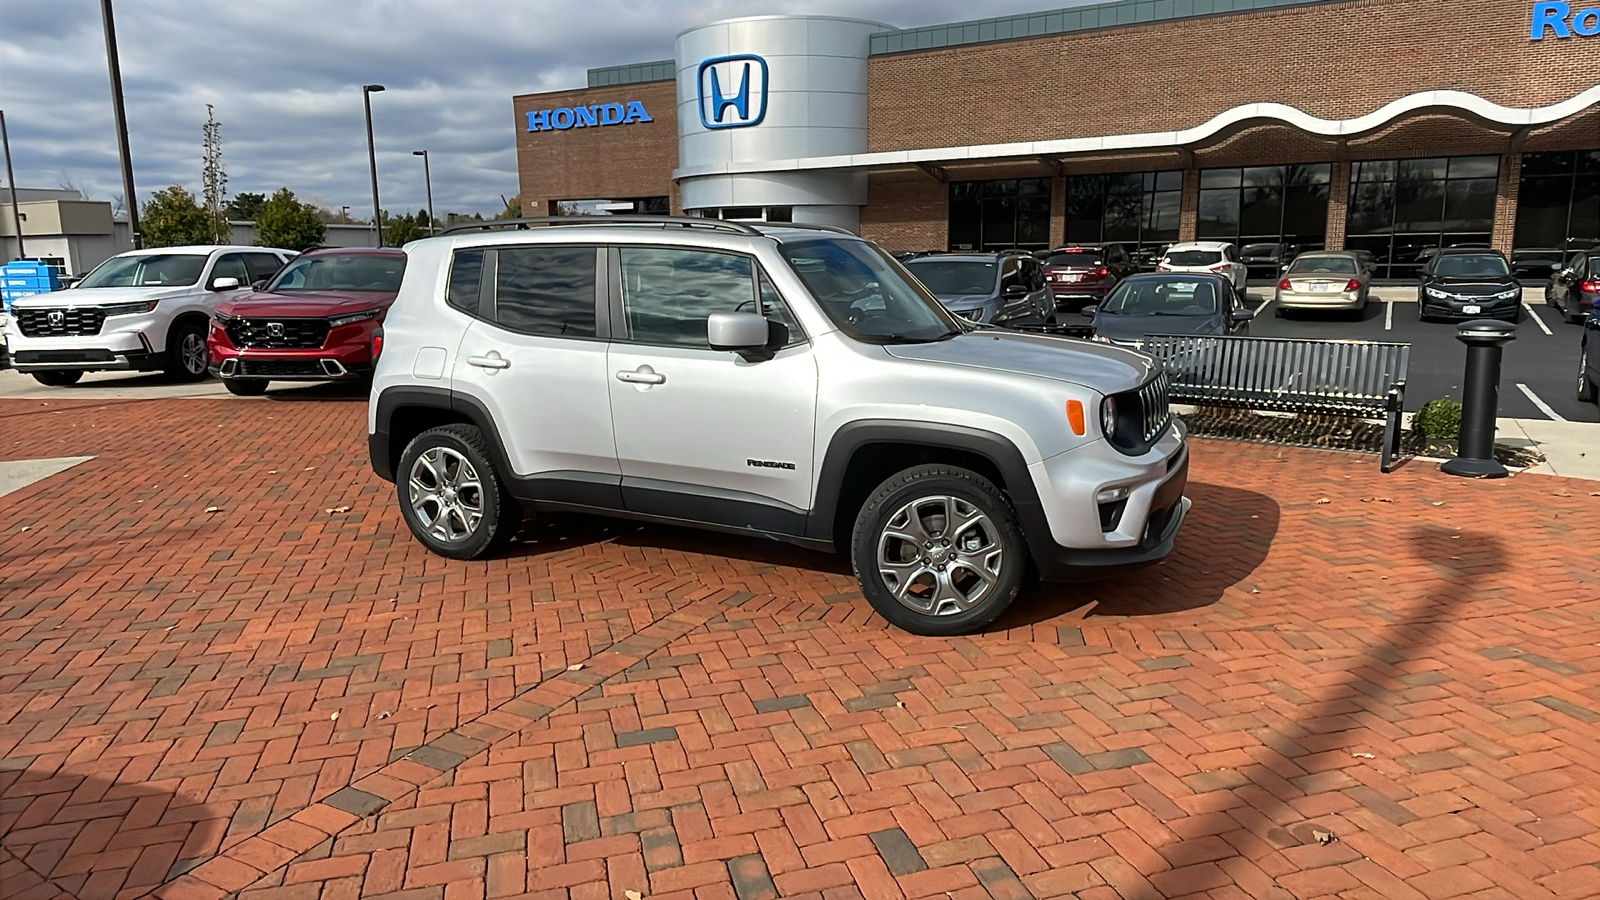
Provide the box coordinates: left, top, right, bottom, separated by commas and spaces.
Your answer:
369, 386, 516, 485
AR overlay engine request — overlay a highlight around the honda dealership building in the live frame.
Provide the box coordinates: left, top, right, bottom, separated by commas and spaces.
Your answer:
513, 0, 1599, 278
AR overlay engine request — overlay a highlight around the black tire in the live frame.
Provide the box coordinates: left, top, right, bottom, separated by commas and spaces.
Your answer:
396, 424, 522, 560
224, 379, 269, 396
850, 464, 1027, 636
1579, 343, 1597, 404
165, 320, 210, 382
1272, 305, 1285, 318
31, 370, 83, 387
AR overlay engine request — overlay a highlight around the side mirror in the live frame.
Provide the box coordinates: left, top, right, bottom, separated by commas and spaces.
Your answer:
209, 276, 242, 292
708, 311, 776, 360
1080, 306, 1097, 318
1003, 284, 1029, 298
1231, 308, 1254, 323
251, 278, 270, 291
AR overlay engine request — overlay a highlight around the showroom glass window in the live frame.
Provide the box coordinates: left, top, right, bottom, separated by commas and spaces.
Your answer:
948, 178, 1051, 252
1345, 156, 1499, 280
1063, 171, 1181, 264
1512, 150, 1600, 264
1197, 164, 1330, 254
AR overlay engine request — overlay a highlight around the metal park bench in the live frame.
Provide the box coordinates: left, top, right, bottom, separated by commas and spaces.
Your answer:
1138, 335, 1411, 472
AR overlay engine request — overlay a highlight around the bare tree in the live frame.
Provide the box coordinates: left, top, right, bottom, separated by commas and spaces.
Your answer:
202, 104, 228, 243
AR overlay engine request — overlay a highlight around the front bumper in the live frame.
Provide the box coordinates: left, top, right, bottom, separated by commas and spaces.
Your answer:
3, 321, 165, 371
1277, 288, 1363, 309
1420, 294, 1520, 320
1023, 420, 1190, 582
208, 319, 378, 381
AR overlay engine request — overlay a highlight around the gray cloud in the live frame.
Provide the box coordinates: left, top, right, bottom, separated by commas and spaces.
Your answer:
0, 0, 1085, 218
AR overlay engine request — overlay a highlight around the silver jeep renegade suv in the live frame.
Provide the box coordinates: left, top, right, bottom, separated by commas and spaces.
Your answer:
368, 217, 1189, 636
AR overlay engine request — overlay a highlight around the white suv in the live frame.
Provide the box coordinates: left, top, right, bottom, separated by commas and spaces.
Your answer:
1158, 241, 1248, 293
4, 245, 292, 386
368, 218, 1189, 635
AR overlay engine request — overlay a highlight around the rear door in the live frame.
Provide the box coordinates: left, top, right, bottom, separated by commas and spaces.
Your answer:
605, 245, 816, 534
450, 244, 620, 505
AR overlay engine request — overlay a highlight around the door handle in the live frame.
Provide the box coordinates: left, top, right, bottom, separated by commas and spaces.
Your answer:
467, 352, 509, 370
616, 367, 665, 385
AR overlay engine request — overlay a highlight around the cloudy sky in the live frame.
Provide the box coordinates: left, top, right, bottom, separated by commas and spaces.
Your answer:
0, 0, 1088, 220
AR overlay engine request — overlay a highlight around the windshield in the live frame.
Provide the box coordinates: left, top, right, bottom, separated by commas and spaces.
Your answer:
1165, 250, 1222, 267
1432, 254, 1511, 279
1100, 278, 1219, 316
1045, 250, 1104, 268
269, 253, 406, 292
781, 239, 960, 344
1287, 256, 1357, 276
77, 253, 207, 288
902, 259, 997, 295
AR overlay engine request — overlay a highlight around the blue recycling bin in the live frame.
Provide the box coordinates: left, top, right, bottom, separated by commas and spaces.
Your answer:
1, 260, 62, 313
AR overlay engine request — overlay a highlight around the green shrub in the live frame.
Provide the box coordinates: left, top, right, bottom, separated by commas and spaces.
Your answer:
1412, 399, 1463, 439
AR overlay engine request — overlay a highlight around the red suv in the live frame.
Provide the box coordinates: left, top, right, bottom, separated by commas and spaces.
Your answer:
1042, 243, 1137, 310
208, 248, 406, 395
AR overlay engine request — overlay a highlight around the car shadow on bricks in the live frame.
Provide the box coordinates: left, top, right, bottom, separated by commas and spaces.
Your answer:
506, 512, 856, 578
997, 481, 1281, 628
0, 765, 230, 900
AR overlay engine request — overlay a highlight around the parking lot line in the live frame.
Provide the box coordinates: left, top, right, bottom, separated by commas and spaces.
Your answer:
1523, 302, 1553, 336
1517, 382, 1567, 421
1251, 296, 1272, 319
1384, 300, 1393, 331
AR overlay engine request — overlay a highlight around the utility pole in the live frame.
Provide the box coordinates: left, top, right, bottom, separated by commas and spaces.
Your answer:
1, 110, 24, 259
413, 150, 435, 235
100, 0, 141, 249
363, 84, 385, 247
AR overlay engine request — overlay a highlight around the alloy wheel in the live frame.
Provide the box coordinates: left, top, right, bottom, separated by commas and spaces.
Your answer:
181, 332, 207, 375
876, 495, 1004, 617
408, 447, 485, 543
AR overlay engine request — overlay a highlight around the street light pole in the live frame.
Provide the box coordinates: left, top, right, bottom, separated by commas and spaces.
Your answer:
362, 84, 385, 248
413, 150, 435, 235
100, 0, 141, 249
1, 110, 25, 259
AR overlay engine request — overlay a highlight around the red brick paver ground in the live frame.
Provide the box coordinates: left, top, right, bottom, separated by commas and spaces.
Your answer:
1, 393, 1598, 900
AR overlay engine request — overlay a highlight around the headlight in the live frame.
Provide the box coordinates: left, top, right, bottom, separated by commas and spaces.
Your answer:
1492, 289, 1520, 301
102, 299, 160, 316
1424, 287, 1449, 299
1089, 334, 1112, 343
328, 309, 382, 328
212, 310, 234, 323
1100, 395, 1117, 437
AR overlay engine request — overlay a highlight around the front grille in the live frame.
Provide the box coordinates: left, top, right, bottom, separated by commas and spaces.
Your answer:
237, 359, 328, 378
1107, 371, 1171, 454
16, 307, 105, 337
225, 318, 329, 349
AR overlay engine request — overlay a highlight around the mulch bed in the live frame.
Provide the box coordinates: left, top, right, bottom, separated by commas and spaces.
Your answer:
1177, 405, 1546, 468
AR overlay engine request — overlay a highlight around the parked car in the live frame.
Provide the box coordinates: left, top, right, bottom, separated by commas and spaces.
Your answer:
1132, 244, 1173, 272
368, 217, 1188, 636
1157, 241, 1248, 294
1240, 243, 1290, 279
1081, 272, 1252, 347
3, 245, 293, 386
1580, 305, 1599, 405
1273, 251, 1371, 318
1545, 250, 1599, 325
1351, 249, 1379, 277
1514, 247, 1567, 281
207, 248, 408, 395
1417, 249, 1522, 322
1416, 242, 1493, 268
901, 252, 1055, 326
1041, 243, 1138, 310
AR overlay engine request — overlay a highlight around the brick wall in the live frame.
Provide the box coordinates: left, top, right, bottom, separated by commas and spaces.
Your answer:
866, 0, 1593, 153
1492, 154, 1522, 255
859, 172, 946, 250
512, 80, 678, 214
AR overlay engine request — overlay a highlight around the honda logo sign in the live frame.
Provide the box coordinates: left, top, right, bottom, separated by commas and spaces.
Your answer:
696, 54, 768, 130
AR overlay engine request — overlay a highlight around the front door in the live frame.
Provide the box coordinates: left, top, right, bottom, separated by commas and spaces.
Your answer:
605, 245, 817, 535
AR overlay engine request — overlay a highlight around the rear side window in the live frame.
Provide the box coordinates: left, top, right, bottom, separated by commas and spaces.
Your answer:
447, 250, 484, 314
494, 246, 598, 337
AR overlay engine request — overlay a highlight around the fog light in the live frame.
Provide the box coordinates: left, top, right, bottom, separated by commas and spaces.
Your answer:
1096, 485, 1130, 504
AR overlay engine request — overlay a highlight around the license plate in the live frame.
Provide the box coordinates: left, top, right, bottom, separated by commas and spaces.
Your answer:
1059, 274, 1082, 282
1309, 282, 1330, 292
1463, 304, 1481, 315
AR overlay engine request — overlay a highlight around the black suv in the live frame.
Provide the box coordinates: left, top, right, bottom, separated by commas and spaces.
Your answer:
1417, 248, 1522, 322
1041, 243, 1137, 310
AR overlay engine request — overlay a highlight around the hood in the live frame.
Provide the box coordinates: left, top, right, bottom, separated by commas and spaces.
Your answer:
8, 285, 194, 308
1093, 313, 1222, 340
932, 293, 999, 309
216, 290, 397, 318
883, 329, 1155, 393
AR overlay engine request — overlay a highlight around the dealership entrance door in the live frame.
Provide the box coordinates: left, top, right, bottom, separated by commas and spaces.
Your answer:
948, 178, 1051, 252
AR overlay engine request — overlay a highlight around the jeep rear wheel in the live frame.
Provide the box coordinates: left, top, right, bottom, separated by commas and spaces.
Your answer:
397, 424, 521, 559
851, 464, 1026, 636
31, 370, 83, 387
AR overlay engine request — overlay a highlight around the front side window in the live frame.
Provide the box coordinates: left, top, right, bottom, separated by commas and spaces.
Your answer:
77, 253, 208, 288
619, 247, 783, 347
782, 239, 959, 344
493, 245, 598, 337
269, 253, 407, 292
210, 254, 250, 285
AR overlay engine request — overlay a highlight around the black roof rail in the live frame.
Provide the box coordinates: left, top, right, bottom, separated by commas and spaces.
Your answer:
438, 215, 762, 237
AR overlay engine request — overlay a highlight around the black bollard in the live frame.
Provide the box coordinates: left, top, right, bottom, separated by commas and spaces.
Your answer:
1441, 319, 1517, 479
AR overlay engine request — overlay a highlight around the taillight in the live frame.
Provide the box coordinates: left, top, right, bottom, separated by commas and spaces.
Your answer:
1156, 263, 1171, 271
1582, 280, 1600, 294
1345, 279, 1361, 292
1092, 267, 1109, 278
372, 330, 384, 360
1278, 278, 1292, 291
1209, 262, 1231, 272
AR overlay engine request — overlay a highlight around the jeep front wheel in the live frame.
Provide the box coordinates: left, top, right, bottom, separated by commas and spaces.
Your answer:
397, 424, 521, 559
851, 464, 1027, 636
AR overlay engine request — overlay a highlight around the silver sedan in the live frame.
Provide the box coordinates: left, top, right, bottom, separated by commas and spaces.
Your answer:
1273, 251, 1371, 317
